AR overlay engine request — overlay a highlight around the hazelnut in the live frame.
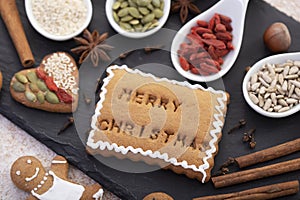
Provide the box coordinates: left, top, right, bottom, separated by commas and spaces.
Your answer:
263, 22, 291, 53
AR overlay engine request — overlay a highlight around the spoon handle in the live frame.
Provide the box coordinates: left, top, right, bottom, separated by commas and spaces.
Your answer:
241, 0, 250, 8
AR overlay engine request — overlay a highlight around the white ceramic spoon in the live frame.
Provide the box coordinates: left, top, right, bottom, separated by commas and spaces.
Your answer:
171, 0, 249, 82
243, 52, 300, 118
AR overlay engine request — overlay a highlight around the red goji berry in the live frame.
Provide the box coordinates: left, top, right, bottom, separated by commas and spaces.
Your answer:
56, 88, 73, 104
45, 76, 58, 92
36, 68, 46, 80
179, 56, 190, 71
215, 32, 233, 41
215, 48, 229, 57
202, 33, 217, 39
197, 20, 208, 27
227, 42, 234, 50
202, 39, 226, 49
195, 27, 213, 35
219, 13, 232, 24
190, 67, 201, 75
215, 24, 227, 32
208, 45, 219, 60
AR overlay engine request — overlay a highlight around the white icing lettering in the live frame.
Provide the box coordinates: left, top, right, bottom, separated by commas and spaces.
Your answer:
51, 160, 67, 164
25, 167, 40, 182
27, 159, 32, 164
16, 171, 21, 176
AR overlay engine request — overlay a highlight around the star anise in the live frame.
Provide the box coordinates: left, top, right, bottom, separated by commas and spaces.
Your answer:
71, 29, 113, 67
171, 0, 201, 24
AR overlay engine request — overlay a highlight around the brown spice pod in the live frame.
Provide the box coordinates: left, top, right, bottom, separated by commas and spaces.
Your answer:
0, 0, 35, 67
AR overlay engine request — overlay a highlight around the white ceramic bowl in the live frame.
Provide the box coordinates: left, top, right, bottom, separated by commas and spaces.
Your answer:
106, 0, 171, 39
171, 0, 249, 82
243, 52, 300, 118
25, 0, 93, 41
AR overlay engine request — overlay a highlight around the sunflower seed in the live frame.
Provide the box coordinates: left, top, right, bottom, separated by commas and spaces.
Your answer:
263, 98, 272, 110
249, 93, 259, 104
278, 107, 290, 113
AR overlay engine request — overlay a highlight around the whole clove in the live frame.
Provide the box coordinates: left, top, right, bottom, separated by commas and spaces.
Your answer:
213, 157, 236, 177
227, 119, 247, 134
242, 128, 256, 149
58, 117, 74, 135
144, 45, 164, 53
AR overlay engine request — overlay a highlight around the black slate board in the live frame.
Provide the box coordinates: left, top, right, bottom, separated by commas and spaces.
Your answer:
0, 0, 300, 199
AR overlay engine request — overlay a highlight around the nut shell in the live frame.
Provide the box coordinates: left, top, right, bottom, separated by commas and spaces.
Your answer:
263, 22, 291, 53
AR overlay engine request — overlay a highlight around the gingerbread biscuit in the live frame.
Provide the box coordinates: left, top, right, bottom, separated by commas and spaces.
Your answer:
10, 52, 79, 113
10, 155, 103, 200
87, 65, 228, 182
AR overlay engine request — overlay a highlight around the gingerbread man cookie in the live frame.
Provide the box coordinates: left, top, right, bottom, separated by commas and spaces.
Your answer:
10, 155, 103, 200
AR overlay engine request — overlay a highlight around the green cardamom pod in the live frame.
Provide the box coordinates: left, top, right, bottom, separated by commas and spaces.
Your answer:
138, 7, 150, 15
128, 0, 137, 7
45, 91, 60, 104
120, 1, 129, 8
128, 7, 140, 18
113, 1, 121, 10
137, 0, 150, 6
152, 0, 160, 7
25, 91, 37, 102
117, 8, 129, 17
36, 80, 48, 92
113, 11, 120, 22
141, 13, 155, 24
26, 71, 38, 83
119, 22, 133, 30
12, 81, 26, 92
147, 3, 154, 10
153, 8, 163, 18
121, 15, 133, 22
37, 91, 45, 104
15, 73, 28, 84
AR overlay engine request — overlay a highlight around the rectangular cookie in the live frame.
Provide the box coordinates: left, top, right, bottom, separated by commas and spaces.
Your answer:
86, 65, 228, 182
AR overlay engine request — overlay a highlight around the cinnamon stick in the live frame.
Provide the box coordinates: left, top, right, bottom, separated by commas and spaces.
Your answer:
193, 180, 299, 200
212, 158, 300, 188
0, 0, 34, 67
235, 138, 300, 168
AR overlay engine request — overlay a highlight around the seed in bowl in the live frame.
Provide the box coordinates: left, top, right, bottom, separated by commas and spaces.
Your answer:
112, 0, 164, 32
247, 60, 300, 113
31, 0, 88, 36
178, 13, 234, 76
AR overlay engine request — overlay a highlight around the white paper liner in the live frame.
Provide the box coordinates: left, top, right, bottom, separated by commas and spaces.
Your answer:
87, 65, 227, 183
